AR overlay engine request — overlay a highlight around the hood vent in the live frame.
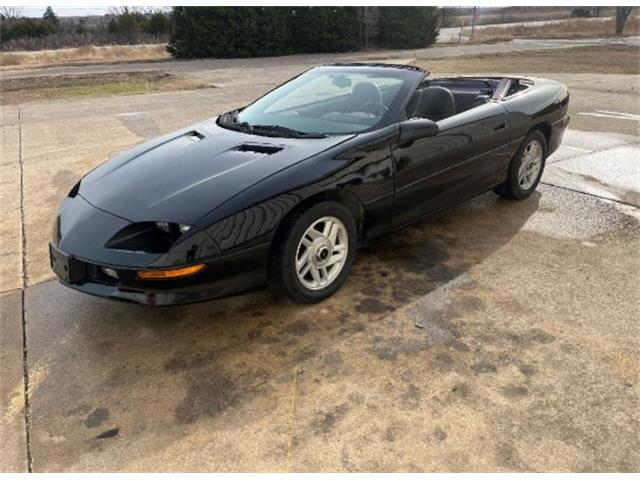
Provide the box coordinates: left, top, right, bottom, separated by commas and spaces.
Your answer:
233, 144, 283, 155
186, 131, 204, 142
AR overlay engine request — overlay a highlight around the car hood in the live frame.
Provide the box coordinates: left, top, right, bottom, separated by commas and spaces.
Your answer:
79, 119, 352, 225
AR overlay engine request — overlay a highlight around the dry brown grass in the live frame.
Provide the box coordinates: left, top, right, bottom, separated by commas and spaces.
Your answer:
0, 72, 210, 104
0, 44, 170, 68
415, 45, 640, 75
469, 16, 640, 43
450, 8, 580, 27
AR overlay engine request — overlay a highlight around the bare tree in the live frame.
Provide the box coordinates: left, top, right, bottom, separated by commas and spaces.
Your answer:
615, 7, 634, 36
439, 7, 454, 28
0, 6, 22, 19
43, 6, 59, 28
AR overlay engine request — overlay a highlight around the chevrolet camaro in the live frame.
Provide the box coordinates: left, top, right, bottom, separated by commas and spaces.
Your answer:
50, 63, 569, 305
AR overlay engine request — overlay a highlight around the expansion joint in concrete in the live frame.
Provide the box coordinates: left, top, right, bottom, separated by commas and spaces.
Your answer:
286, 367, 300, 472
17, 105, 34, 472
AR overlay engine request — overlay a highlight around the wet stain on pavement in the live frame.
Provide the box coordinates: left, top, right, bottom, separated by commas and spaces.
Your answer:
48, 169, 80, 203
471, 361, 498, 375
67, 403, 91, 417
164, 350, 213, 373
501, 384, 530, 399
384, 421, 406, 442
22, 186, 640, 470
399, 383, 421, 410
518, 363, 537, 377
310, 403, 350, 437
116, 112, 161, 139
85, 408, 109, 428
431, 352, 455, 372
355, 298, 394, 314
104, 364, 143, 388
174, 372, 239, 425
527, 329, 556, 345
432, 426, 448, 442
319, 351, 343, 377
284, 320, 310, 336
496, 441, 529, 470
450, 383, 470, 399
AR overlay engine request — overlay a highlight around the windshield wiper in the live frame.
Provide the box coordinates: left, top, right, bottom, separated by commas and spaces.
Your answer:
251, 124, 327, 139
218, 111, 253, 133
218, 112, 326, 138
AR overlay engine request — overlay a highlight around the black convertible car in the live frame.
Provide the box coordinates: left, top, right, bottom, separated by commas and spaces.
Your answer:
50, 63, 569, 305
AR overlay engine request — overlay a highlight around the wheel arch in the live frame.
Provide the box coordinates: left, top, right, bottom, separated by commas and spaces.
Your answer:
529, 122, 551, 152
270, 189, 366, 254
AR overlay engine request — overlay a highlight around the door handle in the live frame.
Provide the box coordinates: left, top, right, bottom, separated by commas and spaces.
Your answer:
493, 121, 507, 131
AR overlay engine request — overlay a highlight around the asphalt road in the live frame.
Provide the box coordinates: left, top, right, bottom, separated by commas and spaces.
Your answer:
1, 44, 639, 472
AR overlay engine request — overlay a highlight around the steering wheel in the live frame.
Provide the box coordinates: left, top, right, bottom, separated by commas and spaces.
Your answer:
359, 102, 387, 117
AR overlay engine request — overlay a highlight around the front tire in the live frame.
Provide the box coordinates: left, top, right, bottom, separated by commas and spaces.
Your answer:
494, 129, 547, 200
269, 201, 357, 303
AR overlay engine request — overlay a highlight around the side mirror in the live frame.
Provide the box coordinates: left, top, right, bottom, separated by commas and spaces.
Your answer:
398, 118, 439, 145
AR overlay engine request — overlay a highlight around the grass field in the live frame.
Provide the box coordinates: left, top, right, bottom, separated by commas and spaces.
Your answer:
449, 7, 587, 27
2, 46, 637, 110
416, 45, 640, 75
0, 44, 170, 68
466, 16, 640, 43
0, 71, 210, 104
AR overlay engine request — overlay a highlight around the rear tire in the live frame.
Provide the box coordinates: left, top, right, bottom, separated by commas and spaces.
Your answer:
269, 201, 357, 303
494, 130, 547, 200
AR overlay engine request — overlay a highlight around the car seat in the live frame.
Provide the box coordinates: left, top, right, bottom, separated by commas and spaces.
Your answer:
349, 82, 385, 115
409, 86, 456, 122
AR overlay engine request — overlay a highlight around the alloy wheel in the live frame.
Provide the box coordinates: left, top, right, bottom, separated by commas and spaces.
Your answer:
517, 139, 543, 190
295, 216, 349, 290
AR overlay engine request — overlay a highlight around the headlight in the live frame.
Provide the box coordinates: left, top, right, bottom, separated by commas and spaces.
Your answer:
155, 222, 190, 234
105, 222, 191, 254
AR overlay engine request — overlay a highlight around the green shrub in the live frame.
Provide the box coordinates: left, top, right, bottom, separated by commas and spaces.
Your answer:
287, 7, 360, 53
0, 18, 55, 46
571, 7, 592, 18
168, 7, 359, 58
378, 7, 439, 49
146, 11, 170, 36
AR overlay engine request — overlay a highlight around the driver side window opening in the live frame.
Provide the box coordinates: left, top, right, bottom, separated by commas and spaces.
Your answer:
406, 78, 497, 122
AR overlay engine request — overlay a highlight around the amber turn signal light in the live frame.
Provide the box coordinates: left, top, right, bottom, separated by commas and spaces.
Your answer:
137, 264, 206, 280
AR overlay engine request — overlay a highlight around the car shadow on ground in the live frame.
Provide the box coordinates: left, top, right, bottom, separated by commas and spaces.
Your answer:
24, 191, 540, 469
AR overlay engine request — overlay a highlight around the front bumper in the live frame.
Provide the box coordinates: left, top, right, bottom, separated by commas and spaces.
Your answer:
49, 241, 270, 306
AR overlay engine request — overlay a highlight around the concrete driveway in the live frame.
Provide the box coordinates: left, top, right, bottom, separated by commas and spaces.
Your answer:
1, 48, 639, 472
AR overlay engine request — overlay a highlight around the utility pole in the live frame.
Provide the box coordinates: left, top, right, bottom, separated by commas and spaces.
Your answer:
471, 6, 478, 39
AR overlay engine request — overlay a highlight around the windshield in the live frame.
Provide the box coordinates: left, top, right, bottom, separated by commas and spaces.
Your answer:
218, 67, 418, 137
